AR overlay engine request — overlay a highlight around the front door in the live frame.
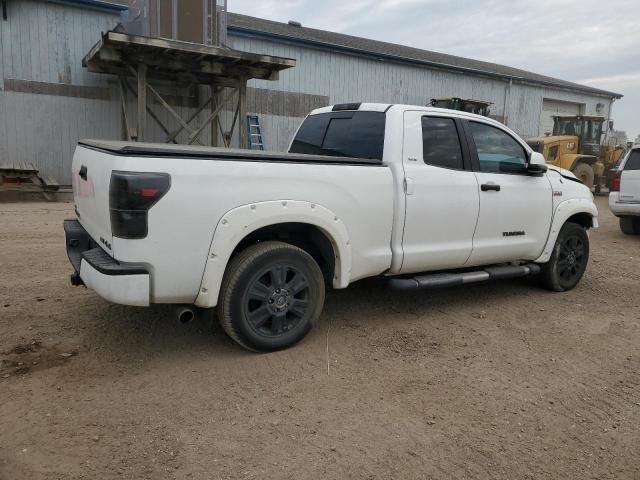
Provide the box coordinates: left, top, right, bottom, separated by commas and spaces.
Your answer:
400, 111, 480, 273
463, 120, 553, 266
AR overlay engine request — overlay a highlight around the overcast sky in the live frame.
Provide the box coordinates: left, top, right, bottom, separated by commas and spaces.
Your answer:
229, 0, 639, 141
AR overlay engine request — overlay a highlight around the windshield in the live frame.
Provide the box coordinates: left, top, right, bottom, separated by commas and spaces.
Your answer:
555, 119, 577, 136
582, 120, 603, 142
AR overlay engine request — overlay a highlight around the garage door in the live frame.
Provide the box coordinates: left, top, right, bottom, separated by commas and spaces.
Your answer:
540, 99, 581, 135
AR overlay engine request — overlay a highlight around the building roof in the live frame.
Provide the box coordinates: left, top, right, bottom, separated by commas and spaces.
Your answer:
66, 2, 622, 99
48, 0, 127, 12
226, 13, 623, 99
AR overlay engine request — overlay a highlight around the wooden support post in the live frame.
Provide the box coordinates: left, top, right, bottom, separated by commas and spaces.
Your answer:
238, 79, 248, 149
124, 79, 174, 141
211, 85, 219, 147
119, 78, 131, 141
137, 63, 147, 142
228, 89, 241, 145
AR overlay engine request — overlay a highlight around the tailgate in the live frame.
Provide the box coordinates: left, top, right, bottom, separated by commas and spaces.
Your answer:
71, 145, 114, 253
620, 150, 640, 202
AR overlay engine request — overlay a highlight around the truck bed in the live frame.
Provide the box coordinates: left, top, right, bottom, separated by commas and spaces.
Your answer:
72, 140, 395, 305
78, 140, 384, 166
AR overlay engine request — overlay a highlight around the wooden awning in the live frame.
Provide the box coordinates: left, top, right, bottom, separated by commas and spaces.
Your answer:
83, 30, 296, 87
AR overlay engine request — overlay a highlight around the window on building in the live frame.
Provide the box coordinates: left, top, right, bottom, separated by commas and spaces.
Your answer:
421, 117, 464, 169
469, 122, 528, 174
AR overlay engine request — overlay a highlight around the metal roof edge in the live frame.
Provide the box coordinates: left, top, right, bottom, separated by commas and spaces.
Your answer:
227, 25, 623, 100
46, 0, 127, 13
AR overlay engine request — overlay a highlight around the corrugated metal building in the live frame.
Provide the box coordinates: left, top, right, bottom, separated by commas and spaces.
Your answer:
0, 0, 622, 184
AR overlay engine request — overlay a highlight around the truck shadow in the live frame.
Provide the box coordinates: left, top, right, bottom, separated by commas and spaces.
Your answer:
81, 276, 540, 361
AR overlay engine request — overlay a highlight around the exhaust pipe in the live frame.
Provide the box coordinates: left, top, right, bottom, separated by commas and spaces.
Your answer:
176, 306, 196, 324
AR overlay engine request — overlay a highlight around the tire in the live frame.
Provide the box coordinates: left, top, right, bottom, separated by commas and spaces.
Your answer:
573, 163, 595, 189
217, 241, 325, 352
540, 222, 590, 292
620, 217, 640, 235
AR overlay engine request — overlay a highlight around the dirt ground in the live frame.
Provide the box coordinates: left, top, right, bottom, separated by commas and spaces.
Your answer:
1, 196, 639, 480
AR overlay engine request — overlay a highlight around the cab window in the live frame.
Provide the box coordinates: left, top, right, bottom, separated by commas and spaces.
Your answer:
290, 111, 386, 160
469, 122, 528, 174
421, 117, 464, 170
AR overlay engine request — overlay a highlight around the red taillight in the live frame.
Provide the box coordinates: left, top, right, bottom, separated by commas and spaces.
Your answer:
141, 188, 161, 198
109, 172, 171, 239
611, 170, 621, 192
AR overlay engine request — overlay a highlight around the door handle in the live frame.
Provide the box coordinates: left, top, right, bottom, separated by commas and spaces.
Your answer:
79, 165, 88, 181
404, 177, 415, 195
481, 183, 501, 192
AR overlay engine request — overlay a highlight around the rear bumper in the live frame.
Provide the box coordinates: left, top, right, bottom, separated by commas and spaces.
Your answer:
64, 219, 150, 306
609, 193, 640, 217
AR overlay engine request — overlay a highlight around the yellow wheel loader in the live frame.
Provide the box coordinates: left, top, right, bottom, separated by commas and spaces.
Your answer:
527, 115, 625, 191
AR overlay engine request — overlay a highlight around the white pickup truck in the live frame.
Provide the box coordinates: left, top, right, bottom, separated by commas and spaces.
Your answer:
609, 146, 640, 234
65, 103, 598, 351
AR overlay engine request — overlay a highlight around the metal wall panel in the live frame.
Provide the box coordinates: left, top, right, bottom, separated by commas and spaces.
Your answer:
228, 35, 613, 149
0, 0, 122, 182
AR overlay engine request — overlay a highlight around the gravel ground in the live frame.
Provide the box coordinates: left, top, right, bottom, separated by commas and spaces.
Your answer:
1, 196, 639, 480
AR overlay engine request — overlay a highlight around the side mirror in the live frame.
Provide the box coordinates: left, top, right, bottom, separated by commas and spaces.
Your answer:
527, 152, 548, 175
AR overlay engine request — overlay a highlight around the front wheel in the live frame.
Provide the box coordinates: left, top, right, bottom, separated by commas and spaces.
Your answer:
540, 223, 590, 292
217, 241, 325, 352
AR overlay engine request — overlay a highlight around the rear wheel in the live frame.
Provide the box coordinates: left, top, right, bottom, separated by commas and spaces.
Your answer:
620, 217, 640, 235
540, 222, 589, 292
217, 241, 325, 352
573, 163, 595, 189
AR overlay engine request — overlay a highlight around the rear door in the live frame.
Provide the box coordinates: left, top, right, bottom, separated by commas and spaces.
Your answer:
400, 111, 480, 273
619, 150, 640, 202
464, 120, 552, 266
72, 145, 114, 253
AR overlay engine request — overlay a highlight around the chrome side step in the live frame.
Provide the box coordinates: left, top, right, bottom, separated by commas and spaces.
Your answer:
389, 264, 542, 291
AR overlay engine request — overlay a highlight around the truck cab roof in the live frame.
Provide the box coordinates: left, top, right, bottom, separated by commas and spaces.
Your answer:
309, 103, 513, 134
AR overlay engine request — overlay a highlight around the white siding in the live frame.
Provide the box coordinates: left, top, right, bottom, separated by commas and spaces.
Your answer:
229, 34, 613, 149
0, 0, 122, 182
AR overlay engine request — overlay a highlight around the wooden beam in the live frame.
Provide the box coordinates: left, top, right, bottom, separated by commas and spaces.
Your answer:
211, 85, 219, 147
238, 80, 248, 149
123, 79, 175, 142
119, 78, 131, 141
187, 88, 237, 145
229, 90, 241, 147
165, 95, 214, 144
145, 83, 204, 146
137, 63, 147, 142
105, 31, 297, 68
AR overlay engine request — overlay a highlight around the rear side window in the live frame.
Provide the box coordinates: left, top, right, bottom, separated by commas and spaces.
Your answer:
290, 111, 386, 160
469, 122, 528, 174
624, 150, 640, 170
421, 117, 464, 169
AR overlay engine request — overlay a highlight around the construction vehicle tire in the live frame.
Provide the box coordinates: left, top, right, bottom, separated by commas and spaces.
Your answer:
573, 163, 595, 189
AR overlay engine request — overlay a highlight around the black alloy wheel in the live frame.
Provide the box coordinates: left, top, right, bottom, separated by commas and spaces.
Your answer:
242, 265, 312, 338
